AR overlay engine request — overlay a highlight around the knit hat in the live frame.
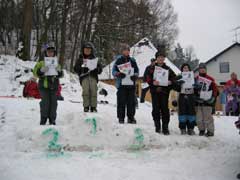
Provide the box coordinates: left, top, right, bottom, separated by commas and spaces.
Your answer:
198, 63, 207, 70
155, 49, 167, 58
120, 43, 130, 52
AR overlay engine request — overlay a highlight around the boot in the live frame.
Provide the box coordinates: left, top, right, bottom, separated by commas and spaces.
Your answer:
199, 130, 205, 136
187, 129, 195, 136
163, 129, 170, 135
119, 118, 124, 124
205, 131, 214, 137
128, 118, 137, 124
84, 107, 89, 112
180, 129, 187, 135
91, 107, 97, 113
155, 127, 161, 134
154, 120, 161, 133
40, 117, 47, 125
49, 119, 56, 125
162, 123, 170, 135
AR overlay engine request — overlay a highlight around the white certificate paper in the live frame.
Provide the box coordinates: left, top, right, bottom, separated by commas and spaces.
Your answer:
198, 76, 213, 100
153, 66, 169, 86
86, 58, 98, 71
117, 62, 132, 75
181, 71, 195, 89
44, 57, 58, 76
122, 68, 134, 86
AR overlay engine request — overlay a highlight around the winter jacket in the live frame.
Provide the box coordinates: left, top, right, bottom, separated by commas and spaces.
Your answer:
145, 63, 176, 94
74, 43, 102, 85
224, 86, 240, 113
112, 55, 139, 89
23, 80, 41, 99
143, 64, 154, 82
225, 79, 240, 87
195, 74, 218, 106
33, 60, 63, 90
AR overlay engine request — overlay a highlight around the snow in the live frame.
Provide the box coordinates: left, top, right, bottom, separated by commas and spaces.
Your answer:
99, 38, 181, 80
0, 55, 240, 180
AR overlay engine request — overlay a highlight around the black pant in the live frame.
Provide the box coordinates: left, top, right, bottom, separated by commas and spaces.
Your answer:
117, 87, 136, 120
151, 91, 170, 131
178, 94, 196, 130
140, 87, 149, 103
39, 88, 58, 125
179, 121, 195, 130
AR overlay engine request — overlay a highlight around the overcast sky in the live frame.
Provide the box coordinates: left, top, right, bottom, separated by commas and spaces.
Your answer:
171, 0, 240, 62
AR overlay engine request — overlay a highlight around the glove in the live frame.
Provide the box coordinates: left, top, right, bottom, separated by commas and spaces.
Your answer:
175, 74, 183, 81
206, 97, 215, 105
116, 72, 126, 79
82, 67, 89, 73
130, 75, 137, 81
176, 80, 185, 85
172, 100, 178, 107
40, 66, 49, 73
193, 83, 202, 90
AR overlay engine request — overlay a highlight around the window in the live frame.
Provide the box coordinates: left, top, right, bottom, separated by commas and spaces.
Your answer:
219, 62, 229, 73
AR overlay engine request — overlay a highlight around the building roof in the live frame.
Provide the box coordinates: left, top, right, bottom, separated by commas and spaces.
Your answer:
205, 42, 240, 65
194, 42, 240, 72
99, 38, 181, 80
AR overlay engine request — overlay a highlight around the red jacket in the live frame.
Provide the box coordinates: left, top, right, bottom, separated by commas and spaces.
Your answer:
23, 81, 62, 99
225, 79, 240, 87
23, 81, 41, 99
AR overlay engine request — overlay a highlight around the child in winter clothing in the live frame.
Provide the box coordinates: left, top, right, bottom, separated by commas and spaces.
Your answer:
224, 81, 240, 116
74, 42, 102, 112
175, 63, 196, 135
33, 45, 63, 125
195, 63, 218, 137
145, 50, 176, 135
112, 44, 139, 124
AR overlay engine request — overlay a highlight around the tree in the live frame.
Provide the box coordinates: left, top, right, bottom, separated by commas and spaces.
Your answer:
168, 43, 199, 70
22, 0, 33, 60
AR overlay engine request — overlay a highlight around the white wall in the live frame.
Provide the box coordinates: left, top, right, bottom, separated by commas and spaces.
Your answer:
206, 45, 240, 84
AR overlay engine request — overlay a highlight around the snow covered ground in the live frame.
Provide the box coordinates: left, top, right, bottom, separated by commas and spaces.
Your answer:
0, 55, 240, 180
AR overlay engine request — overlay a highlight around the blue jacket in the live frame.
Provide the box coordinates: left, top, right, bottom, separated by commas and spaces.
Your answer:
112, 55, 139, 89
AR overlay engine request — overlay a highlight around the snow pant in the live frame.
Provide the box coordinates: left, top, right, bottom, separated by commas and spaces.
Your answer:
117, 87, 136, 120
196, 106, 214, 133
140, 87, 149, 103
178, 94, 196, 130
151, 91, 170, 132
39, 88, 58, 125
81, 76, 98, 108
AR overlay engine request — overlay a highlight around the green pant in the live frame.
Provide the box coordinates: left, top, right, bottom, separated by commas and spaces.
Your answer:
81, 76, 98, 108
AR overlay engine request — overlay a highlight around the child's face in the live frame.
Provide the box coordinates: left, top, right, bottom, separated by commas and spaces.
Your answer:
182, 66, 190, 72
156, 56, 165, 65
199, 68, 206, 74
83, 48, 92, 56
46, 50, 54, 57
122, 49, 130, 57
